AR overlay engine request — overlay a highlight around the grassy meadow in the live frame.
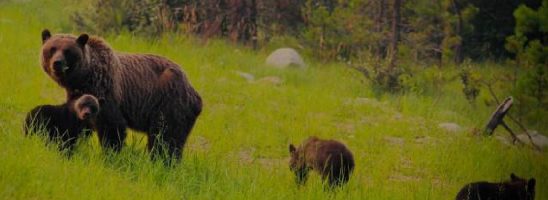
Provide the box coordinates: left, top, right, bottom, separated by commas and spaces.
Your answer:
0, 0, 546, 199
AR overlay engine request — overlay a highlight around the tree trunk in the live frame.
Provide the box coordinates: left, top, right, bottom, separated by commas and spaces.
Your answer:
375, 0, 385, 57
451, 0, 463, 64
389, 0, 401, 69
249, 0, 258, 49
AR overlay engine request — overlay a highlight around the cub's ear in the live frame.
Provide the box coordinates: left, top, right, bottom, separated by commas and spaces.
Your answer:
528, 178, 536, 190
289, 144, 296, 153
41, 29, 51, 44
76, 33, 89, 47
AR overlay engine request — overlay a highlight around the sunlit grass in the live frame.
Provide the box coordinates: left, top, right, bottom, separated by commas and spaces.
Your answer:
0, 0, 546, 199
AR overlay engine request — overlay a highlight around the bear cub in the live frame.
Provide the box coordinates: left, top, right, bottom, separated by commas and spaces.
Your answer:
289, 136, 355, 187
456, 173, 536, 200
24, 94, 101, 152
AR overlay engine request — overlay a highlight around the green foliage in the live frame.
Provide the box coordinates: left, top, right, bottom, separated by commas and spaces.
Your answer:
404, 0, 478, 65
71, 0, 172, 36
515, 65, 547, 106
506, 0, 548, 127
399, 65, 456, 96
442, 1, 478, 63
461, 0, 526, 60
514, 4, 539, 37
513, 64, 548, 128
459, 63, 481, 104
302, 0, 376, 61
405, 1, 444, 63
540, 2, 548, 32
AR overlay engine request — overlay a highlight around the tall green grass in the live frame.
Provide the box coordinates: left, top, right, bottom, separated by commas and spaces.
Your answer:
0, 0, 546, 199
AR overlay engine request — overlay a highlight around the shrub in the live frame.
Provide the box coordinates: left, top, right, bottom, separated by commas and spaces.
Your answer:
71, 0, 174, 36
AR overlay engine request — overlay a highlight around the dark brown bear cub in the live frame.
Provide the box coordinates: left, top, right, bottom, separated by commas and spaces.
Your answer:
289, 136, 355, 187
456, 173, 536, 200
24, 94, 100, 152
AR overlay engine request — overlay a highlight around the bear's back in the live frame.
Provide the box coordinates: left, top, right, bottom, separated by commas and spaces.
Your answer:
25, 105, 70, 135
304, 139, 354, 173
455, 181, 530, 200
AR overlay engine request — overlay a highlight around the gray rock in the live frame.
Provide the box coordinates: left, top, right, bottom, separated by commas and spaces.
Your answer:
393, 113, 403, 120
265, 48, 306, 68
517, 130, 548, 150
187, 136, 210, 151
384, 136, 405, 145
414, 135, 433, 144
438, 122, 462, 133
255, 76, 283, 85
495, 135, 512, 146
235, 71, 255, 82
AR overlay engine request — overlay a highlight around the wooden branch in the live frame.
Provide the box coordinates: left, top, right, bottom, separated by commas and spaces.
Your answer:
500, 121, 521, 144
484, 81, 500, 103
507, 115, 542, 151
346, 63, 371, 80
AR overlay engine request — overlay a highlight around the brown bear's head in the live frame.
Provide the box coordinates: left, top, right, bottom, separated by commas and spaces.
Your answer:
72, 94, 101, 121
509, 173, 536, 200
289, 144, 308, 185
40, 29, 89, 87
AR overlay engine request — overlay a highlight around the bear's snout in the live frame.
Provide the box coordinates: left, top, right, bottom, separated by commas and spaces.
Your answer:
82, 111, 91, 119
52, 60, 68, 73
79, 107, 93, 120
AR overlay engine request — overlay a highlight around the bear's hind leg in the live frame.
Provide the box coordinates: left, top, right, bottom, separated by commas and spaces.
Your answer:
148, 124, 187, 164
148, 112, 197, 164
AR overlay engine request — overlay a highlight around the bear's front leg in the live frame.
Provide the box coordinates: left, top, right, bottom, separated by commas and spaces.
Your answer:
58, 133, 79, 155
96, 101, 127, 152
294, 168, 309, 185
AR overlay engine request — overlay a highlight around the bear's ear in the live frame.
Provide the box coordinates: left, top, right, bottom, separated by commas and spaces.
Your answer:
528, 178, 536, 190
41, 29, 51, 44
289, 144, 296, 154
76, 33, 89, 47
510, 173, 517, 181
98, 98, 106, 106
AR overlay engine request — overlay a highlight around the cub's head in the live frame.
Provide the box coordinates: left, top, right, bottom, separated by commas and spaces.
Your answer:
73, 94, 100, 121
40, 29, 89, 85
289, 144, 308, 184
509, 173, 536, 200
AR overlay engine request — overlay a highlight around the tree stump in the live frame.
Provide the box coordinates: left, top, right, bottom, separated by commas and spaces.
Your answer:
484, 97, 518, 141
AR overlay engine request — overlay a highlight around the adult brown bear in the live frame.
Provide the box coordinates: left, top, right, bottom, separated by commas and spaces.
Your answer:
40, 29, 202, 161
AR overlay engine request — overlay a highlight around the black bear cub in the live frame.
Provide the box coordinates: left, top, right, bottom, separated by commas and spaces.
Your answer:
456, 173, 536, 200
289, 136, 355, 187
24, 94, 100, 152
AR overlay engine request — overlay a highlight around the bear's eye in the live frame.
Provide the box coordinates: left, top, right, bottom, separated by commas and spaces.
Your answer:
90, 106, 97, 113
64, 49, 73, 57
64, 49, 80, 60
44, 47, 56, 58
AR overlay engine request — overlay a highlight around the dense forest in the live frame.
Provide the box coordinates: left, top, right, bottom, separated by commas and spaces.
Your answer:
71, 0, 546, 129
71, 0, 544, 62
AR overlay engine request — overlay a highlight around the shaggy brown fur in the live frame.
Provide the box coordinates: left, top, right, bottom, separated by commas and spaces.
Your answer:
40, 29, 202, 161
455, 173, 536, 200
24, 94, 100, 152
289, 136, 355, 187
